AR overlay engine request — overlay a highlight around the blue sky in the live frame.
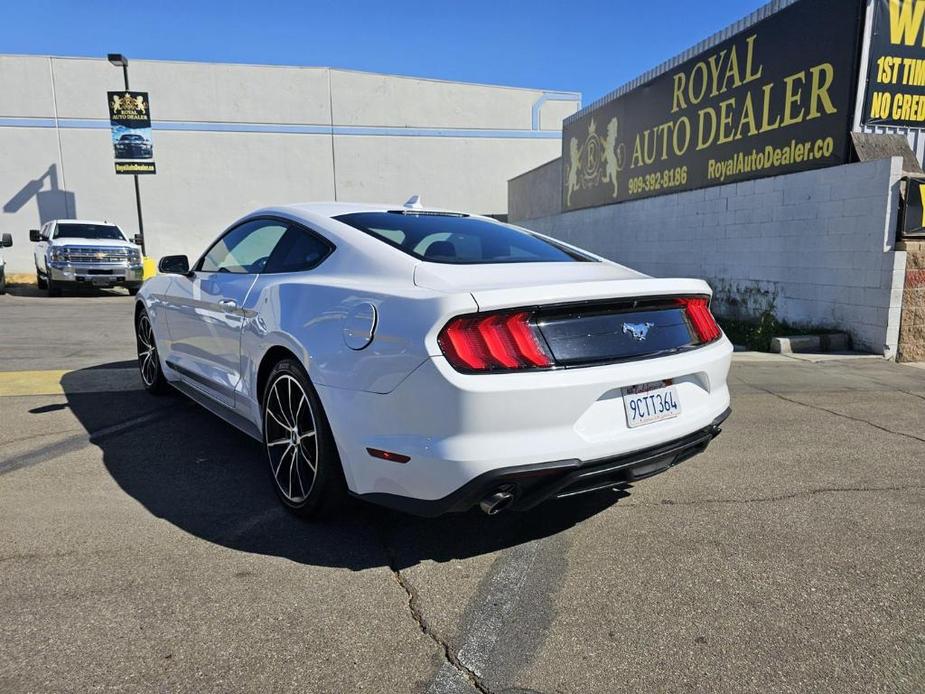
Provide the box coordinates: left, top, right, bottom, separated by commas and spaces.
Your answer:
3, 0, 766, 104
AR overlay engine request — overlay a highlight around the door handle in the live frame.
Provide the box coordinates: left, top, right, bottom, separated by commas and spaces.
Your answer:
218, 299, 238, 311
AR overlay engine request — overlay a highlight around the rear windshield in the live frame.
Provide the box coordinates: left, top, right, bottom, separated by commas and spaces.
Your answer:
334, 212, 594, 264
54, 224, 126, 240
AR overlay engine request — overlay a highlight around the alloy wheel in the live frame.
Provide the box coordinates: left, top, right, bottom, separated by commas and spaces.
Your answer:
264, 374, 319, 503
136, 314, 159, 387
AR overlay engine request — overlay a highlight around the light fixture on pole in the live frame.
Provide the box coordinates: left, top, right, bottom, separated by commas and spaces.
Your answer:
107, 52, 146, 255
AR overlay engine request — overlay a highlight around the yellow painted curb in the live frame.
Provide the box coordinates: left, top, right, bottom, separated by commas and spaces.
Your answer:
0, 370, 67, 396
6, 273, 37, 286
143, 257, 157, 280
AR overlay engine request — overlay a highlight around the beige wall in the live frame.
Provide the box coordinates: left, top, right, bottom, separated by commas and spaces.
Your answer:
0, 56, 579, 272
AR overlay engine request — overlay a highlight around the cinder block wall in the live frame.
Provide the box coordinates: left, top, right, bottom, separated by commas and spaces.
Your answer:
510, 157, 907, 356
509, 158, 561, 222
898, 240, 925, 361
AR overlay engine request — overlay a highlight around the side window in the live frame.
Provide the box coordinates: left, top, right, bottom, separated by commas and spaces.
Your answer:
43, 224, 52, 240
265, 226, 332, 273
198, 219, 289, 274
373, 227, 406, 245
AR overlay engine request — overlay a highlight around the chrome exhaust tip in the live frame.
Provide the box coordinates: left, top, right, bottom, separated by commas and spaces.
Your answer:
479, 490, 514, 515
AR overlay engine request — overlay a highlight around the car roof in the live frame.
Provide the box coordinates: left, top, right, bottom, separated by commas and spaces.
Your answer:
275, 201, 470, 219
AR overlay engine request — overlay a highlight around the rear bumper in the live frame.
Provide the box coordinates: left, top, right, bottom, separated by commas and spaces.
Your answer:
320, 335, 733, 502
356, 407, 731, 516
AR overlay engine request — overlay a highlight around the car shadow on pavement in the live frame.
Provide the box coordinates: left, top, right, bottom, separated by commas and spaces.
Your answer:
61, 363, 629, 571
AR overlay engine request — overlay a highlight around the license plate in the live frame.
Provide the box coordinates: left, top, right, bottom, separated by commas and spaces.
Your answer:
91, 277, 115, 285
622, 380, 681, 428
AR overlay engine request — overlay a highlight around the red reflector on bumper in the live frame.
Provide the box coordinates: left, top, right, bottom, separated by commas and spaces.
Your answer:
366, 448, 411, 463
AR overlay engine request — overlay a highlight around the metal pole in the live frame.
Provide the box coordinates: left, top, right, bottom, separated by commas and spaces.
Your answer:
133, 177, 145, 254
122, 62, 146, 255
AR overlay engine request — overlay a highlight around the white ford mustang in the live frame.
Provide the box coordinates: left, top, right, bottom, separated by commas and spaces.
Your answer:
136, 199, 732, 517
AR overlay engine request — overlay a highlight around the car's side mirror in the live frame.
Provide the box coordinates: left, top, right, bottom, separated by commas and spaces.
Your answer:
1, 233, 11, 248
158, 255, 190, 275
29, 229, 41, 242
133, 235, 144, 246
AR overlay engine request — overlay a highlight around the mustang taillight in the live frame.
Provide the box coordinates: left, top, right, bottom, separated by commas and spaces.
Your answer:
677, 297, 722, 343
438, 311, 553, 372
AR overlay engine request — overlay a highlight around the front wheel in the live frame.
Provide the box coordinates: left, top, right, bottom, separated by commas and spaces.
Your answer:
36, 268, 47, 290
135, 308, 169, 394
47, 277, 61, 297
262, 359, 345, 518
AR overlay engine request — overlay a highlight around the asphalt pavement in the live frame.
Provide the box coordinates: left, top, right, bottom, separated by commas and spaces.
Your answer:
1, 286, 923, 693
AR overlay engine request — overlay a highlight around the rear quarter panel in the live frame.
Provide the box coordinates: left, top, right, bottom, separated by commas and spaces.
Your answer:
238, 273, 476, 413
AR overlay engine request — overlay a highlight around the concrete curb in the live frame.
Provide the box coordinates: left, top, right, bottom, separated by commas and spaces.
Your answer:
771, 333, 850, 354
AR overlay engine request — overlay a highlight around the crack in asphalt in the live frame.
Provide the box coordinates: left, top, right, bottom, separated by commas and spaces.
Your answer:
378, 531, 491, 694
740, 381, 925, 445
623, 484, 925, 509
2, 427, 86, 446
0, 405, 185, 476
852, 376, 925, 404
389, 567, 492, 694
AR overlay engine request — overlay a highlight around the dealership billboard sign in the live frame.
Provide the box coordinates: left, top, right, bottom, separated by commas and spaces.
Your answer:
862, 0, 925, 127
108, 91, 156, 175
562, 0, 864, 211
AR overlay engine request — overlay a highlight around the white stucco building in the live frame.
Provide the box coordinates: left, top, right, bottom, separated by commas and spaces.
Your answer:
0, 55, 579, 273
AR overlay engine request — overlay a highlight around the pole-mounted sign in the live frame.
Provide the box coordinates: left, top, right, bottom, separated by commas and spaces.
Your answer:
108, 91, 156, 175
861, 0, 925, 127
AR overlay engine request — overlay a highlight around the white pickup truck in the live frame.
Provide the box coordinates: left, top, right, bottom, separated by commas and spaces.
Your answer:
30, 219, 144, 296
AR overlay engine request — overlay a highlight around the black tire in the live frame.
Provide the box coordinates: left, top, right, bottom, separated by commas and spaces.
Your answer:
262, 358, 345, 519
47, 277, 61, 297
135, 307, 170, 394
0, 269, 6, 295
36, 269, 47, 290
127, 287, 139, 296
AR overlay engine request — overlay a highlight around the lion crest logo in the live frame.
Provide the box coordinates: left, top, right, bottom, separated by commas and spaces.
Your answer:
566, 116, 625, 207
111, 93, 146, 116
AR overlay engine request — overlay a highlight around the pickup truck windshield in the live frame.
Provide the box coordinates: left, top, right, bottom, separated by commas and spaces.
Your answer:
334, 211, 594, 264
54, 224, 126, 241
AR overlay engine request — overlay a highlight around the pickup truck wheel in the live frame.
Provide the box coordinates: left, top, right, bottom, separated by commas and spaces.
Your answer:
127, 287, 139, 296
46, 277, 61, 297
262, 359, 346, 519
36, 268, 47, 290
0, 268, 6, 295
136, 309, 169, 394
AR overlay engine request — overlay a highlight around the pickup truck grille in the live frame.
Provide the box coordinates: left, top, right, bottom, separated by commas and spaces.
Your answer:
58, 246, 136, 264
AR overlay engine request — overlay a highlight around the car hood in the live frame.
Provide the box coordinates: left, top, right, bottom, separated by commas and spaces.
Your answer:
49, 238, 135, 248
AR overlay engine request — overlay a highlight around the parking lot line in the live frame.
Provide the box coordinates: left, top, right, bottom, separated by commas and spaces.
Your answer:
0, 368, 141, 396
0, 370, 69, 396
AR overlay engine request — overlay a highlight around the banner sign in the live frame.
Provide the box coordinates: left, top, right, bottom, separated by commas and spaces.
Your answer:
108, 91, 156, 175
862, 0, 925, 127
562, 0, 863, 211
